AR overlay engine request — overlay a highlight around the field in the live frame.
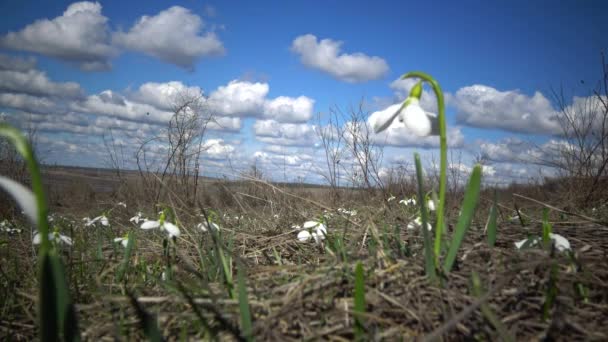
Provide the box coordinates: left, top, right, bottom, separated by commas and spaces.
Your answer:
1, 165, 608, 341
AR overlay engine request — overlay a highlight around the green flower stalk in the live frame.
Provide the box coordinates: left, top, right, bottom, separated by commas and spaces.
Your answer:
372, 72, 447, 263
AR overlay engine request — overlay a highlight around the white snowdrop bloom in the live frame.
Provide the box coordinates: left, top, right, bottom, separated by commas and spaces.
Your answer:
515, 233, 571, 252
273, 214, 279, 219
140, 220, 180, 238
387, 196, 396, 202
549, 233, 571, 252
407, 216, 432, 231
297, 230, 311, 242
85, 215, 109, 227
114, 236, 129, 248
301, 221, 327, 244
117, 202, 127, 208
0, 176, 37, 225
427, 199, 436, 211
400, 198, 417, 206
34, 231, 73, 246
291, 224, 302, 230
129, 212, 145, 224
372, 99, 437, 137
197, 221, 219, 232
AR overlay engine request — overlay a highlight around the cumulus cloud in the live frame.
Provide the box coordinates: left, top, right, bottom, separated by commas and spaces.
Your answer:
0, 53, 36, 72
0, 2, 116, 71
130, 81, 203, 111
262, 95, 314, 122
113, 6, 224, 70
0, 68, 83, 99
452, 85, 561, 134
71, 90, 173, 123
203, 139, 235, 159
0, 93, 61, 113
253, 119, 316, 146
207, 116, 241, 132
291, 34, 389, 83
207, 80, 268, 116
205, 80, 314, 122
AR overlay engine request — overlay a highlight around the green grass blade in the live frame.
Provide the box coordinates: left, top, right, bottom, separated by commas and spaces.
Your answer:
486, 190, 498, 248
39, 251, 59, 341
542, 208, 552, 248
414, 153, 436, 280
237, 264, 253, 342
443, 164, 482, 274
353, 261, 366, 341
117, 232, 135, 282
49, 252, 80, 341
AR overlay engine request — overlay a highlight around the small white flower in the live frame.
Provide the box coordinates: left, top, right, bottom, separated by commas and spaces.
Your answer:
34, 231, 73, 246
85, 215, 109, 227
387, 196, 396, 202
371, 99, 437, 137
407, 216, 432, 231
515, 233, 571, 252
114, 236, 129, 248
197, 221, 219, 232
297, 230, 311, 242
140, 219, 180, 238
117, 202, 127, 208
273, 214, 279, 219
301, 221, 327, 244
129, 212, 145, 224
0, 176, 37, 225
400, 198, 417, 206
427, 199, 436, 211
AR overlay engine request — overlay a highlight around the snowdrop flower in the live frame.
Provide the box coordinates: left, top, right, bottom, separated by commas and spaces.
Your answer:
114, 235, 129, 248
400, 198, 417, 206
407, 216, 432, 231
129, 212, 145, 224
273, 214, 280, 219
298, 220, 327, 244
197, 221, 219, 232
297, 230, 311, 242
141, 219, 180, 238
34, 231, 73, 246
372, 82, 437, 137
117, 202, 126, 208
387, 195, 396, 202
85, 215, 109, 227
427, 199, 436, 211
515, 233, 571, 252
0, 176, 37, 225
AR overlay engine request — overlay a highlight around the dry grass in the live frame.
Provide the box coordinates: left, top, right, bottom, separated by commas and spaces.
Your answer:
1, 167, 608, 341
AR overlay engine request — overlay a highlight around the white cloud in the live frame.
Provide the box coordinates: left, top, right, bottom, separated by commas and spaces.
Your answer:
207, 117, 241, 132
203, 139, 235, 159
0, 53, 36, 72
0, 93, 60, 113
130, 81, 203, 111
452, 85, 561, 134
0, 2, 116, 71
263, 95, 314, 122
291, 34, 389, 83
253, 119, 316, 146
207, 80, 268, 116
71, 90, 172, 123
112, 6, 224, 70
0, 69, 83, 99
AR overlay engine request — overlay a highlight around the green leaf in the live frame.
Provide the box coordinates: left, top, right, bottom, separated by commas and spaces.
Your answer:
414, 153, 436, 280
443, 164, 482, 273
237, 265, 253, 342
542, 208, 552, 248
486, 190, 498, 248
39, 251, 59, 341
117, 232, 135, 282
354, 261, 366, 341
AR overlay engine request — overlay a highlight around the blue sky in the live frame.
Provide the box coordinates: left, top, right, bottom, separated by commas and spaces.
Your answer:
0, 0, 606, 185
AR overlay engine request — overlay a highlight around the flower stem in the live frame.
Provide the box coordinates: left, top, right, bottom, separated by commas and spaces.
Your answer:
400, 72, 447, 264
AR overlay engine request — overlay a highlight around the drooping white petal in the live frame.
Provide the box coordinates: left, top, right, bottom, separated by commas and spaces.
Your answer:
140, 220, 161, 230
100, 216, 109, 226
297, 230, 311, 242
162, 222, 180, 238
315, 223, 327, 237
427, 199, 436, 211
114, 237, 128, 248
33, 232, 42, 244
515, 237, 538, 249
198, 221, 219, 232
549, 233, 571, 252
0, 176, 38, 225
371, 103, 402, 133
58, 234, 73, 246
303, 221, 320, 229
400, 100, 432, 137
